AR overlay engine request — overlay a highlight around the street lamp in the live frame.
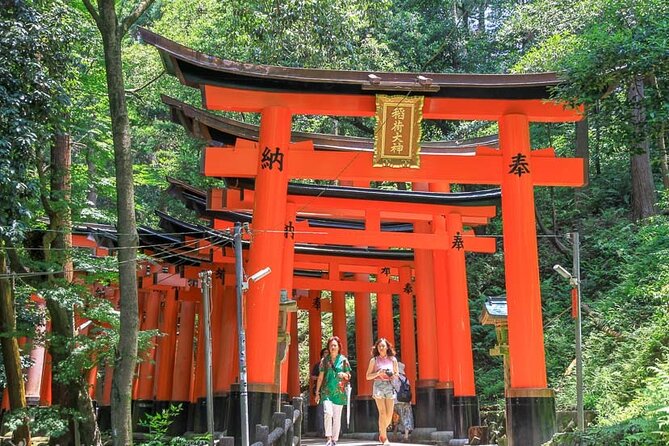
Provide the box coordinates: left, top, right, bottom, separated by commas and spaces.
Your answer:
234, 222, 272, 446
199, 270, 215, 446
553, 231, 585, 431
199, 227, 273, 446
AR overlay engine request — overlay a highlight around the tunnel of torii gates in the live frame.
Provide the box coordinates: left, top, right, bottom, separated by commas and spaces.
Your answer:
8, 122, 506, 438
137, 27, 586, 446
0, 26, 586, 446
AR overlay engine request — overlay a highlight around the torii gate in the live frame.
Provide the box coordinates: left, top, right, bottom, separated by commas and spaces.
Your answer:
212, 183, 497, 433
163, 103, 502, 434
88, 217, 429, 434
161, 99, 509, 434
165, 173, 497, 435
141, 28, 585, 446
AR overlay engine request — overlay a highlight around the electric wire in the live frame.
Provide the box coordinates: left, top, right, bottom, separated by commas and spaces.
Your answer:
0, 232, 232, 280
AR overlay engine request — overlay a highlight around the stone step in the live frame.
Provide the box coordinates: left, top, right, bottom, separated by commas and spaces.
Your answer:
341, 432, 380, 441
430, 430, 453, 444
408, 427, 437, 441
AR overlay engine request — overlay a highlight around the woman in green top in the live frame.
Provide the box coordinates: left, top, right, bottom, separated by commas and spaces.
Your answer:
315, 336, 351, 446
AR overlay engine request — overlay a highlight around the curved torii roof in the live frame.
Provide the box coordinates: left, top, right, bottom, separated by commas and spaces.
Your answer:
165, 176, 414, 231
164, 177, 498, 234
86, 213, 414, 263
140, 28, 562, 100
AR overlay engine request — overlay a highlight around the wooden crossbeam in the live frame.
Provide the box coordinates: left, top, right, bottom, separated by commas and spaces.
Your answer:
203, 145, 585, 186
204, 85, 583, 122
289, 225, 495, 252
292, 277, 404, 294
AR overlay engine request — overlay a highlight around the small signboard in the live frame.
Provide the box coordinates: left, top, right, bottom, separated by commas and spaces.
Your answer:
373, 95, 424, 168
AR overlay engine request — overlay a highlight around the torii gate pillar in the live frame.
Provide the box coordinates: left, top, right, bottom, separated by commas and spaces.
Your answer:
376, 271, 394, 345
432, 244, 455, 432
331, 291, 348, 355
244, 106, 292, 434
278, 203, 297, 398
170, 300, 196, 435
353, 279, 376, 432
307, 291, 323, 433
500, 114, 556, 445
398, 267, 418, 406
154, 289, 179, 419
413, 219, 439, 428
446, 213, 480, 437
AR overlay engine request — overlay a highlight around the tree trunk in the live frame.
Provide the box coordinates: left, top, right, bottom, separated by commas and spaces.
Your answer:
594, 102, 602, 175
0, 244, 31, 445
658, 125, 669, 189
574, 116, 590, 220
477, 1, 486, 33
650, 74, 669, 189
45, 134, 102, 446
98, 1, 140, 444
86, 145, 99, 206
575, 117, 590, 184
628, 77, 657, 220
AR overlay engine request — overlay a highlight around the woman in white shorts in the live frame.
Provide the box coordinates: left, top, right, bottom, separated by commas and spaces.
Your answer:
366, 338, 399, 445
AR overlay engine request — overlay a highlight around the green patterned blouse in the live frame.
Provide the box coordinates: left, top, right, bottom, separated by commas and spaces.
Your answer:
319, 354, 351, 405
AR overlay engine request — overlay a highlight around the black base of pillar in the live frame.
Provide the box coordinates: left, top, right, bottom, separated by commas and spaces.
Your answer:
193, 397, 208, 433
97, 405, 111, 432
353, 397, 377, 433
307, 404, 323, 434
434, 386, 454, 431
191, 394, 230, 433
453, 396, 480, 439
414, 380, 437, 427
226, 385, 277, 445
132, 400, 155, 433
215, 394, 229, 432
186, 402, 198, 432
506, 391, 556, 446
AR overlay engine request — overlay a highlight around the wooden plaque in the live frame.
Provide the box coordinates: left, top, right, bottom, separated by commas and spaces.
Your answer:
373, 95, 424, 168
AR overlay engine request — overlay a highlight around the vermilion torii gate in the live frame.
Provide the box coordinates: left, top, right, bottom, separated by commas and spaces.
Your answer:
161, 99, 502, 436
86, 215, 424, 430
166, 171, 497, 436
140, 28, 585, 446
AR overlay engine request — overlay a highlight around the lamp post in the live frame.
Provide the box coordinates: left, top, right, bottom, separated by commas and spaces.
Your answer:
233, 222, 250, 446
553, 231, 584, 431
232, 222, 273, 446
199, 270, 215, 446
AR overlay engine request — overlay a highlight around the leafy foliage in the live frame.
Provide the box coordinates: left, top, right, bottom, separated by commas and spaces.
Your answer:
138, 403, 210, 445
1, 0, 668, 442
0, 0, 79, 239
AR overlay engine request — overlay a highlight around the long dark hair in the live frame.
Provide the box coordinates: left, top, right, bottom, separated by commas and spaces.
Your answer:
372, 338, 396, 357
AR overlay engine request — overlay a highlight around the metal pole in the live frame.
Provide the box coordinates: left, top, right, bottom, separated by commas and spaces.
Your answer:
234, 223, 250, 446
570, 232, 585, 431
199, 270, 215, 446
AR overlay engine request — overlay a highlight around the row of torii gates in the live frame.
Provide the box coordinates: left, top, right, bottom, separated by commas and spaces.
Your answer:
6, 29, 585, 446
138, 27, 585, 446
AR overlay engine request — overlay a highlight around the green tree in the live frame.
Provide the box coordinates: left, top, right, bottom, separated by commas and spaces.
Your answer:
1, 0, 105, 441
81, 0, 157, 443
510, 0, 669, 220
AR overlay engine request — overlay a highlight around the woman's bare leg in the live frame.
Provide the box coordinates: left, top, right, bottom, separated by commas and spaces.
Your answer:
374, 398, 388, 441
382, 399, 395, 436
